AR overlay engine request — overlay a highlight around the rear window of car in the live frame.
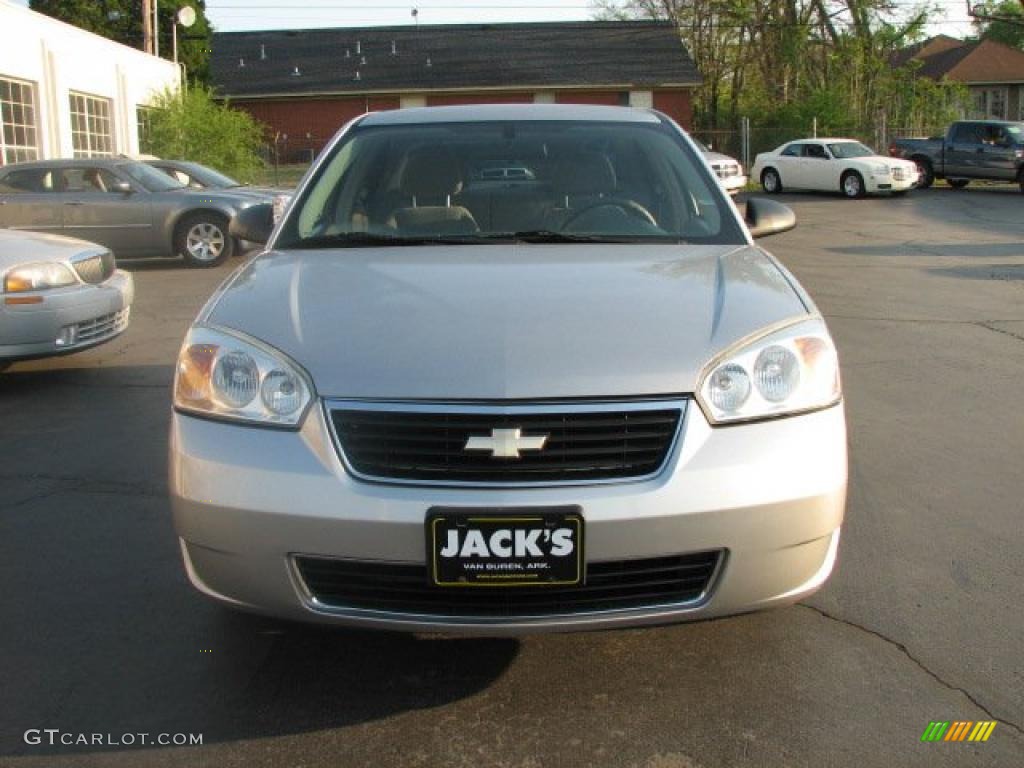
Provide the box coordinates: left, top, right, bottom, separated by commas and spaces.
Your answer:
0, 168, 55, 193
276, 119, 745, 248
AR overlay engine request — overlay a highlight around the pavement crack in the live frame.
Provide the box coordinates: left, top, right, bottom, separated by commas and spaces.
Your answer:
800, 603, 1024, 737
977, 322, 1024, 343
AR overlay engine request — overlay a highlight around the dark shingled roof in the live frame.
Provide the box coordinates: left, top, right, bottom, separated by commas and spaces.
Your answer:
211, 21, 701, 98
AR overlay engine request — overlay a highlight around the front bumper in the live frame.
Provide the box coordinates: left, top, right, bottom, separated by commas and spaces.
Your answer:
867, 173, 918, 193
720, 174, 748, 195
0, 270, 134, 360
171, 400, 847, 633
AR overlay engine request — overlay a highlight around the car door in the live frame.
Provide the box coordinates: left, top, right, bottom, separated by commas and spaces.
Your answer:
977, 125, 1018, 180
775, 143, 805, 187
56, 166, 153, 256
801, 143, 833, 190
0, 167, 63, 232
945, 124, 982, 177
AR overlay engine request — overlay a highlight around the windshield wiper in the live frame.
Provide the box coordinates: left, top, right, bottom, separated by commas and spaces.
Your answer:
502, 230, 683, 244
291, 232, 491, 249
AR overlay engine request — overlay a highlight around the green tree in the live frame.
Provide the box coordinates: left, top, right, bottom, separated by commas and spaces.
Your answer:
972, 0, 1024, 49
142, 87, 265, 181
29, 0, 213, 83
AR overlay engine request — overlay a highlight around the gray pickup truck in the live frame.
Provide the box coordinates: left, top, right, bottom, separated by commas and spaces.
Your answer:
889, 120, 1024, 191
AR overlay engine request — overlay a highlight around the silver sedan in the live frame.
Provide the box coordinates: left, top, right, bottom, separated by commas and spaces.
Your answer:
0, 228, 132, 369
170, 105, 847, 633
0, 159, 265, 267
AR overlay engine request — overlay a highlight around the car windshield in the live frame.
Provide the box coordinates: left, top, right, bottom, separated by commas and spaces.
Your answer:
181, 163, 241, 188
276, 119, 744, 248
828, 142, 875, 159
119, 162, 186, 192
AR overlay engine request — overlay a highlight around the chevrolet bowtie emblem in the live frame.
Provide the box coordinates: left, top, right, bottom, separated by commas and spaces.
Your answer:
464, 428, 549, 459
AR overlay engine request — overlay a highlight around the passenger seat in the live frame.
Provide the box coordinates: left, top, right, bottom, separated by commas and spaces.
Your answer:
388, 148, 480, 236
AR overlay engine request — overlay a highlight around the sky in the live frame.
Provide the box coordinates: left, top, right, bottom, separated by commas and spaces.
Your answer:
11, 0, 979, 36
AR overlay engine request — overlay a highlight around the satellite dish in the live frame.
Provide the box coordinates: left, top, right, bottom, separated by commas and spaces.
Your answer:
177, 6, 197, 28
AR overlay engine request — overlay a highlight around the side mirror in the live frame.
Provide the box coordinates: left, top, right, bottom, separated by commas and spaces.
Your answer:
112, 180, 134, 194
230, 203, 274, 245
745, 197, 796, 239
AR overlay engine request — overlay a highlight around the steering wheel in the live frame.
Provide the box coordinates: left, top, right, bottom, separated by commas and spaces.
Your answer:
560, 200, 658, 230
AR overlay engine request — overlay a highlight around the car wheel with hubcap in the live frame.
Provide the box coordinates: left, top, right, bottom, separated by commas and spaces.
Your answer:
176, 213, 234, 268
914, 158, 934, 189
761, 168, 782, 194
948, 179, 969, 189
841, 171, 865, 199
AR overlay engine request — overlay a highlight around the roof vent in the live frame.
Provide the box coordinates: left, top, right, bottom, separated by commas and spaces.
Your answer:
426, 56, 432, 68
291, 66, 301, 77
260, 44, 267, 60
360, 55, 367, 66
391, 40, 397, 56
356, 40, 362, 55
238, 57, 245, 68
345, 48, 350, 58
354, 70, 361, 81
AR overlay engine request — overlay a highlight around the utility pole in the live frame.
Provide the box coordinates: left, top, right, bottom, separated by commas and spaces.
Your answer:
153, 0, 160, 58
142, 0, 153, 54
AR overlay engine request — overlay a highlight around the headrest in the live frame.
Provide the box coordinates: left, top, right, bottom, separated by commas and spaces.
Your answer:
401, 147, 464, 201
552, 152, 617, 196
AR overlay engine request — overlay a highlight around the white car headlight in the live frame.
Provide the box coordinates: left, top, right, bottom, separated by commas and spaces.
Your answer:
174, 325, 313, 427
697, 318, 841, 424
3, 262, 77, 293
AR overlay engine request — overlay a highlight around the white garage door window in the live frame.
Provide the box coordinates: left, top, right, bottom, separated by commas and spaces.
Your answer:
69, 91, 114, 158
0, 76, 40, 165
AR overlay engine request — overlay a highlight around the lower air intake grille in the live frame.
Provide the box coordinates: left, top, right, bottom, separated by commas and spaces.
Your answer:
329, 403, 683, 485
295, 551, 722, 617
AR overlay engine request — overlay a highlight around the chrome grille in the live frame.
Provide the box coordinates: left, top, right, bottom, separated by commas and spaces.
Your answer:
892, 168, 906, 181
71, 251, 116, 284
295, 550, 722, 617
72, 307, 130, 344
327, 401, 684, 486
712, 163, 740, 179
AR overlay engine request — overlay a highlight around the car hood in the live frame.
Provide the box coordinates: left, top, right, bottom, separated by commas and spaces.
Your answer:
205, 244, 809, 400
0, 228, 105, 270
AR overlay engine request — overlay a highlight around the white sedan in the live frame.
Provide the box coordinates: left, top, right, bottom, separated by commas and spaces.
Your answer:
752, 139, 919, 198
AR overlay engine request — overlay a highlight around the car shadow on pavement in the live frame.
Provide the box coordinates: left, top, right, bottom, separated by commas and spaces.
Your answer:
0, 362, 520, 758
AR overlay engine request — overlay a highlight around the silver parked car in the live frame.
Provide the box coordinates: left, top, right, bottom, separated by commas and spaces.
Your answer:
0, 159, 265, 267
0, 228, 132, 369
170, 105, 847, 633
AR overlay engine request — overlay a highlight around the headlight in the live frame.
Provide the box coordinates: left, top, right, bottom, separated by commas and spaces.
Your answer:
173, 325, 313, 427
3, 262, 77, 293
698, 318, 841, 424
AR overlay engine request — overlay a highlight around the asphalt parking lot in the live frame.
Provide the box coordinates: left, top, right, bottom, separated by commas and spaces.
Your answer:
1, 186, 1022, 768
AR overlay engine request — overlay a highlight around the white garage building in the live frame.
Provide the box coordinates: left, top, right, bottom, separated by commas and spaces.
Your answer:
0, 0, 179, 166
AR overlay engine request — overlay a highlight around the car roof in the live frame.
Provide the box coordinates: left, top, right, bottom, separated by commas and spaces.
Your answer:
358, 103, 664, 127
0, 158, 129, 171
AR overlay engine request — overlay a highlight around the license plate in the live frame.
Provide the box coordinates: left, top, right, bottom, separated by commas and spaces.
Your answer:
426, 507, 584, 587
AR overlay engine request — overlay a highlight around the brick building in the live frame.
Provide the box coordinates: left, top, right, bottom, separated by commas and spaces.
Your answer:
211, 21, 701, 161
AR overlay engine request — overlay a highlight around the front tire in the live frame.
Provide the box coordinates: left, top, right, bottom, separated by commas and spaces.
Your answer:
914, 157, 934, 189
841, 171, 865, 198
948, 179, 969, 189
761, 168, 782, 194
175, 213, 234, 268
